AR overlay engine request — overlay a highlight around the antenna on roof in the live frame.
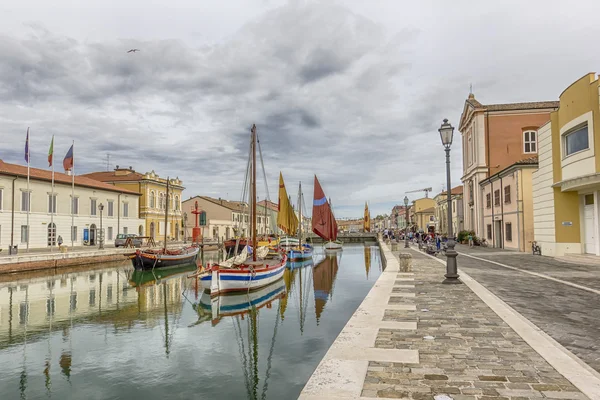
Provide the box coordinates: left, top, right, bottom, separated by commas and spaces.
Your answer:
106, 153, 110, 171
469, 83, 473, 95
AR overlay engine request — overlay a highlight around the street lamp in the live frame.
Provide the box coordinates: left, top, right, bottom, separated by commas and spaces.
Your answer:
98, 203, 105, 250
439, 118, 460, 284
403, 196, 409, 248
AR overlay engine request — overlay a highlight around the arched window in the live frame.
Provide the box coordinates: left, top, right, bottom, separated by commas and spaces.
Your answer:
150, 191, 156, 208
159, 193, 164, 210
175, 195, 179, 211
168, 194, 173, 211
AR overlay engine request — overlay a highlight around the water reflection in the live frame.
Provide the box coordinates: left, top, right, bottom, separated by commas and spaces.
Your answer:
0, 246, 382, 400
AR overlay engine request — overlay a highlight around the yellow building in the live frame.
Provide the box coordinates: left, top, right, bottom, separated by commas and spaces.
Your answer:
411, 197, 436, 231
83, 166, 185, 241
533, 73, 600, 256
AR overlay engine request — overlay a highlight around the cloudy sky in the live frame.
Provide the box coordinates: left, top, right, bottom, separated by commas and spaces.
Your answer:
1, 0, 599, 218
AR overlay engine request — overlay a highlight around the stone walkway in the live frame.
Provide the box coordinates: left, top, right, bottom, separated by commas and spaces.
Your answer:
299, 243, 596, 400
363, 249, 587, 400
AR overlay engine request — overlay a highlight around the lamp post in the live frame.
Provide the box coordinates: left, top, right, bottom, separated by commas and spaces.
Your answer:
98, 203, 105, 250
439, 118, 460, 284
404, 196, 410, 248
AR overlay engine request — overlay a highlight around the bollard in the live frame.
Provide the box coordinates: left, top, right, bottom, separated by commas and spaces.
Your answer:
398, 253, 412, 272
391, 242, 399, 251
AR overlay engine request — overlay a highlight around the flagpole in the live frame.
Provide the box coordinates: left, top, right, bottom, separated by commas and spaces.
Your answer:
26, 128, 30, 253
50, 136, 55, 253
71, 141, 75, 250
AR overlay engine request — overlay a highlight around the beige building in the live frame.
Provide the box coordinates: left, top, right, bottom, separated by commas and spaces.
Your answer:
481, 157, 537, 251
182, 196, 272, 242
411, 198, 436, 231
533, 73, 600, 256
0, 160, 143, 250
434, 186, 464, 235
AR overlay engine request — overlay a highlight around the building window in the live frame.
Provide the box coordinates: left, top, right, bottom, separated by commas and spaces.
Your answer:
71, 197, 79, 215
20, 225, 29, 243
48, 194, 57, 213
486, 193, 491, 208
89, 289, 96, 306
585, 194, 594, 205
0, 188, 3, 210
494, 190, 500, 206
159, 193, 164, 210
175, 195, 179, 211
150, 191, 156, 208
71, 226, 78, 241
107, 227, 113, 240
505, 222, 512, 241
123, 203, 129, 217
523, 130, 537, 153
91, 199, 97, 216
200, 211, 207, 226
21, 191, 31, 212
123, 227, 128, 235
565, 124, 589, 156
504, 186, 511, 204
107, 201, 114, 217
487, 224, 492, 240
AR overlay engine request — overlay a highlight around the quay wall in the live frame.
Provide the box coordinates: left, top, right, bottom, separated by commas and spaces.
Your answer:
0, 249, 132, 274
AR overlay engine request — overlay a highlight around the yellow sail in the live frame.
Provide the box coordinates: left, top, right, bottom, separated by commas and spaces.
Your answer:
364, 201, 371, 232
278, 172, 299, 235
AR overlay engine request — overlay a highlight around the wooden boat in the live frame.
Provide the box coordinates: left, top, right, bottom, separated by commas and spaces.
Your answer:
128, 177, 199, 269
312, 175, 342, 250
197, 125, 287, 296
280, 178, 313, 262
224, 236, 279, 255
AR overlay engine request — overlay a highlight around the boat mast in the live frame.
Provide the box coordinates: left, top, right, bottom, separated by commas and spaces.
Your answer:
298, 181, 302, 245
251, 124, 257, 262
164, 177, 170, 253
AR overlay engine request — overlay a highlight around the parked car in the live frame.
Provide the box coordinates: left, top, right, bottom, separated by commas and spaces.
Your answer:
115, 234, 142, 248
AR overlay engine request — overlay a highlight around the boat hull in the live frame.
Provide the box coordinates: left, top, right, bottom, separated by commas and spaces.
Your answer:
324, 240, 343, 250
200, 255, 287, 296
129, 246, 200, 270
287, 248, 313, 262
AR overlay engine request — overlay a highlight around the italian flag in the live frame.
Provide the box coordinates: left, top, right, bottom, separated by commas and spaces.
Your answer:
48, 135, 54, 167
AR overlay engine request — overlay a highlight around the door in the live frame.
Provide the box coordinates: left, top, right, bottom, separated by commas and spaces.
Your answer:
47, 223, 56, 246
584, 195, 595, 254
494, 220, 502, 248
90, 224, 96, 245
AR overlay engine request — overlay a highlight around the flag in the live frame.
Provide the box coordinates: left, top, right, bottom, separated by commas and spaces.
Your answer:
24, 128, 30, 163
48, 136, 54, 167
63, 144, 74, 171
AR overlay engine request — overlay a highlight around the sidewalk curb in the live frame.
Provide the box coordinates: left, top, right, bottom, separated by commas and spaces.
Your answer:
418, 247, 600, 400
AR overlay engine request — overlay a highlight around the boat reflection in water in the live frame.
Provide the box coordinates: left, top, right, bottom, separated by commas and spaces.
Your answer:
193, 278, 286, 399
312, 252, 341, 324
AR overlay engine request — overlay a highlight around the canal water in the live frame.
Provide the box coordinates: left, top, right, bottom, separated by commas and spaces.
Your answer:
0, 244, 381, 400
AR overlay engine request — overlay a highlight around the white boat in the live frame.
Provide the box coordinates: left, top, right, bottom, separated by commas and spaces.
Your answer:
279, 237, 299, 248
196, 124, 287, 297
324, 240, 343, 250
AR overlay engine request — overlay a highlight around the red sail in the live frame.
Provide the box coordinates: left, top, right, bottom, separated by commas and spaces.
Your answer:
312, 175, 336, 242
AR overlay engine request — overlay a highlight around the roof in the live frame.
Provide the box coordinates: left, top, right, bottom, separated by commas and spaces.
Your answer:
258, 200, 279, 212
436, 185, 464, 198
82, 170, 144, 182
194, 196, 247, 212
480, 156, 539, 185
0, 160, 140, 195
484, 101, 560, 112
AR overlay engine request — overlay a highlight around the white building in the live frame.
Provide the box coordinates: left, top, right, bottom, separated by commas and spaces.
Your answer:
0, 159, 144, 250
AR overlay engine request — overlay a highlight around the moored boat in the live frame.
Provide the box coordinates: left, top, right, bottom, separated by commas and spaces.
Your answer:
127, 177, 200, 269
312, 175, 342, 251
197, 124, 287, 296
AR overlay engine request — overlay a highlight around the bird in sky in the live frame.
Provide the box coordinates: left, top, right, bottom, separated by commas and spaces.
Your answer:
127, 49, 140, 53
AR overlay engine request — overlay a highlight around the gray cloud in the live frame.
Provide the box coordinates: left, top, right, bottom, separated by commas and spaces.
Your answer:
1, 0, 600, 217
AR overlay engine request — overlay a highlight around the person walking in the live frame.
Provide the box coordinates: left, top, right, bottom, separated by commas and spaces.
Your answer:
436, 234, 441, 251
58, 235, 63, 247
468, 232, 474, 248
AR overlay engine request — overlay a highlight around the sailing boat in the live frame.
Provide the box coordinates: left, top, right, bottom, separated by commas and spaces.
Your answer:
288, 181, 313, 262
312, 175, 342, 250
198, 125, 287, 296
364, 201, 371, 233
277, 173, 299, 250
128, 177, 199, 269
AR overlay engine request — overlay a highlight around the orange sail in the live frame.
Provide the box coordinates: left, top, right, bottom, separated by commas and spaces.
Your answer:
312, 175, 338, 242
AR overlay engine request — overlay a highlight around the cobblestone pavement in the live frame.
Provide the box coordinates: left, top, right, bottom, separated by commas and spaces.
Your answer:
362, 249, 587, 399
443, 246, 600, 374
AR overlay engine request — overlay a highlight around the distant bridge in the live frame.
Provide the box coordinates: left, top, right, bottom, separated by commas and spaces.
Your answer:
306, 232, 378, 244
